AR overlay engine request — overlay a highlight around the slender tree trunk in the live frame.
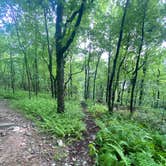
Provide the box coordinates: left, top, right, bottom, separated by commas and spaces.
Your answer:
24, 54, 31, 99
108, 0, 130, 113
9, 52, 15, 94
34, 22, 39, 96
84, 56, 87, 99
130, 1, 147, 114
12, 8, 31, 98
34, 51, 39, 96
69, 55, 73, 98
126, 82, 131, 106
106, 51, 111, 103
84, 47, 91, 100
111, 36, 129, 108
120, 80, 126, 105
43, 7, 54, 98
138, 54, 148, 105
156, 69, 160, 108
21, 63, 26, 90
92, 53, 101, 100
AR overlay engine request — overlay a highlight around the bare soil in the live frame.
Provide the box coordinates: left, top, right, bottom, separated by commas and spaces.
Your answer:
0, 100, 55, 166
0, 100, 98, 166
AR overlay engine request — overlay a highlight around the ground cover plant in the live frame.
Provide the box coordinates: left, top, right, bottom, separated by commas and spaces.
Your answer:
0, 90, 85, 138
88, 104, 166, 166
0, 0, 166, 165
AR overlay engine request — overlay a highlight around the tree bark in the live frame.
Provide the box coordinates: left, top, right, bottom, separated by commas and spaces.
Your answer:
120, 80, 126, 105
156, 69, 160, 108
106, 51, 111, 103
108, 0, 130, 113
138, 54, 148, 105
9, 52, 15, 94
130, 1, 147, 114
111, 34, 130, 108
84, 44, 91, 100
34, 20, 39, 96
55, 0, 87, 113
56, 2, 64, 113
92, 53, 101, 101
43, 7, 55, 98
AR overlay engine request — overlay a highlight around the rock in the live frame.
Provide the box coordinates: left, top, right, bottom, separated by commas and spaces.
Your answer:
57, 140, 64, 147
91, 134, 96, 140
83, 161, 87, 165
0, 131, 6, 137
24, 131, 32, 136
0, 123, 15, 129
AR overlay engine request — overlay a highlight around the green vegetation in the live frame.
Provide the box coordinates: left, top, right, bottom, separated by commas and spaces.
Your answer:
88, 104, 166, 166
0, 0, 166, 165
0, 90, 85, 138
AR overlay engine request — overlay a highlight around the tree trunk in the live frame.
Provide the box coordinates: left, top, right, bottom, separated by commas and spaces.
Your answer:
108, 0, 130, 113
9, 52, 15, 94
34, 22, 39, 96
156, 69, 160, 108
43, 7, 55, 98
69, 55, 73, 98
24, 54, 31, 99
130, 1, 147, 114
111, 36, 130, 108
56, 2, 64, 113
120, 80, 126, 105
12, 8, 31, 98
84, 46, 91, 100
55, 0, 86, 113
138, 54, 148, 106
106, 51, 111, 103
92, 53, 101, 101
10, 53, 15, 94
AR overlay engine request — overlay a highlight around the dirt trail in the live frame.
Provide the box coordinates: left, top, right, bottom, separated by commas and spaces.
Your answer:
0, 100, 55, 166
66, 102, 99, 166
0, 100, 99, 166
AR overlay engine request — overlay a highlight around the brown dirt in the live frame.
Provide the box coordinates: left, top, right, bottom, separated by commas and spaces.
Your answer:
0, 100, 56, 166
66, 102, 99, 166
0, 100, 99, 166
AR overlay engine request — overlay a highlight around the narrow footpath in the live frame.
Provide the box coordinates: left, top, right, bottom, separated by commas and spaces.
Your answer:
0, 100, 99, 166
0, 100, 55, 166
67, 102, 99, 166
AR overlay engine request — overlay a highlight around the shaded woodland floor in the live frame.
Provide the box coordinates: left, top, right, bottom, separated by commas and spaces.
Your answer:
0, 100, 98, 166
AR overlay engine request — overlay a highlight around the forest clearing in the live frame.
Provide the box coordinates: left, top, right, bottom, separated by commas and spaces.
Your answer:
0, 0, 166, 165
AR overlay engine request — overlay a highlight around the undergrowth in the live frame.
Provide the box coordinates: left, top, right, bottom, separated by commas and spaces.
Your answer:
0, 89, 85, 139
88, 103, 166, 166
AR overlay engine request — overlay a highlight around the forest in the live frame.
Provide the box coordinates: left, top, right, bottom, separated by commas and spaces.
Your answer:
0, 0, 166, 165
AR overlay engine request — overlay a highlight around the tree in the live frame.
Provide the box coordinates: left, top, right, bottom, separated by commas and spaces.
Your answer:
108, 0, 130, 113
55, 0, 93, 113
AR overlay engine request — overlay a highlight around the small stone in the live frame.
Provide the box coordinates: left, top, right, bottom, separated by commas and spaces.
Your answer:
83, 161, 87, 165
23, 124, 27, 128
25, 131, 32, 136
57, 139, 64, 147
0, 131, 6, 137
91, 134, 96, 140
